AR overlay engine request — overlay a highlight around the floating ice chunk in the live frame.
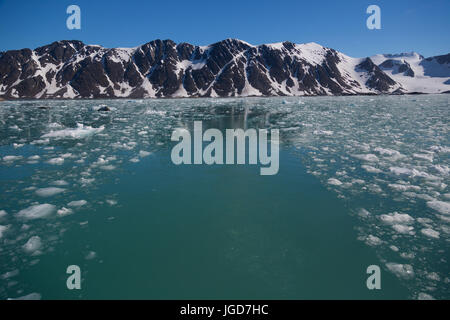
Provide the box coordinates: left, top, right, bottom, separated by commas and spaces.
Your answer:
48, 122, 63, 129
400, 252, 415, 259
42, 123, 104, 139
392, 224, 414, 235
57, 207, 73, 216
389, 167, 412, 176
68, 200, 87, 207
100, 165, 115, 170
313, 130, 333, 136
106, 199, 117, 206
0, 210, 7, 218
388, 183, 420, 192
1, 269, 19, 280
35, 187, 65, 197
379, 212, 414, 225
426, 200, 450, 215
31, 138, 49, 145
357, 208, 370, 218
47, 157, 64, 165
51, 180, 69, 186
0, 225, 8, 238
365, 235, 382, 246
417, 293, 434, 300
80, 177, 95, 185
385, 263, 414, 279
28, 155, 40, 160
413, 153, 434, 162
430, 145, 450, 153
3, 155, 23, 162
327, 178, 343, 186
421, 228, 440, 239
16, 204, 56, 220
361, 165, 382, 173
8, 293, 41, 300
352, 154, 379, 162
23, 236, 42, 253
374, 147, 401, 157
85, 251, 97, 260
139, 150, 151, 157
426, 272, 441, 281
130, 158, 140, 163
432, 165, 449, 176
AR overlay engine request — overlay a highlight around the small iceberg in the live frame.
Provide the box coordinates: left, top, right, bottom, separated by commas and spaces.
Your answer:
42, 123, 104, 139
16, 204, 56, 220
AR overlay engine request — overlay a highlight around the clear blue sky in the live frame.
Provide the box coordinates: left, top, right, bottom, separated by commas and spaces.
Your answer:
0, 0, 448, 57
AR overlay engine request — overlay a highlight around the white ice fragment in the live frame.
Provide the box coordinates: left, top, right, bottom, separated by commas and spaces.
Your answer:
35, 187, 65, 197
385, 263, 414, 279
57, 207, 73, 216
421, 228, 440, 239
16, 204, 56, 220
8, 293, 42, 300
327, 178, 343, 186
106, 199, 117, 206
3, 155, 23, 162
23, 236, 42, 253
85, 251, 97, 260
0, 225, 8, 238
67, 200, 87, 207
361, 165, 382, 173
352, 154, 379, 162
379, 212, 414, 225
426, 200, 450, 215
392, 224, 414, 235
365, 235, 382, 246
42, 123, 104, 139
139, 150, 151, 157
47, 157, 64, 165
51, 180, 69, 186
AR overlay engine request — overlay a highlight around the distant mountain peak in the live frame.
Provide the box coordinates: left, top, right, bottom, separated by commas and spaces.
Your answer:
0, 39, 448, 99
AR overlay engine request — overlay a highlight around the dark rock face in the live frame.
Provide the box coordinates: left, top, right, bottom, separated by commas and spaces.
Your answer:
379, 59, 414, 77
426, 53, 450, 64
0, 38, 427, 99
356, 58, 397, 92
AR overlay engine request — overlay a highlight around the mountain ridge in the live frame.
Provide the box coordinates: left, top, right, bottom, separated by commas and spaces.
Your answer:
0, 39, 448, 99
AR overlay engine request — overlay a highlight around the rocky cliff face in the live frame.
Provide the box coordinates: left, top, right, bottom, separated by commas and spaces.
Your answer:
0, 39, 448, 99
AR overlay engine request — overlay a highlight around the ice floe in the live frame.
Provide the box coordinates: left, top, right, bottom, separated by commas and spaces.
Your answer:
42, 123, 104, 139
35, 187, 66, 197
22, 236, 42, 254
426, 200, 450, 215
67, 200, 87, 207
385, 263, 415, 279
420, 228, 440, 239
15, 204, 56, 220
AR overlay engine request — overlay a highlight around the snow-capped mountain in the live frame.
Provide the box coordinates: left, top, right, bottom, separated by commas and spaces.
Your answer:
371, 52, 450, 93
0, 39, 448, 99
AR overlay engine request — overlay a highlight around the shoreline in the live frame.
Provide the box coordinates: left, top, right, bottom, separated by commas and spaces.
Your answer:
0, 91, 448, 102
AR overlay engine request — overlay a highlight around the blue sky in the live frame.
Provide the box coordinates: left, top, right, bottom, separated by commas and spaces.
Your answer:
0, 0, 448, 57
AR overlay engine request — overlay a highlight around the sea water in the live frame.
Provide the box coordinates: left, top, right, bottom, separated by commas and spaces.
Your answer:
0, 95, 448, 299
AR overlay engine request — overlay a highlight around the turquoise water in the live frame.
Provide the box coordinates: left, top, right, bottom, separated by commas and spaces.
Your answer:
0, 95, 448, 299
